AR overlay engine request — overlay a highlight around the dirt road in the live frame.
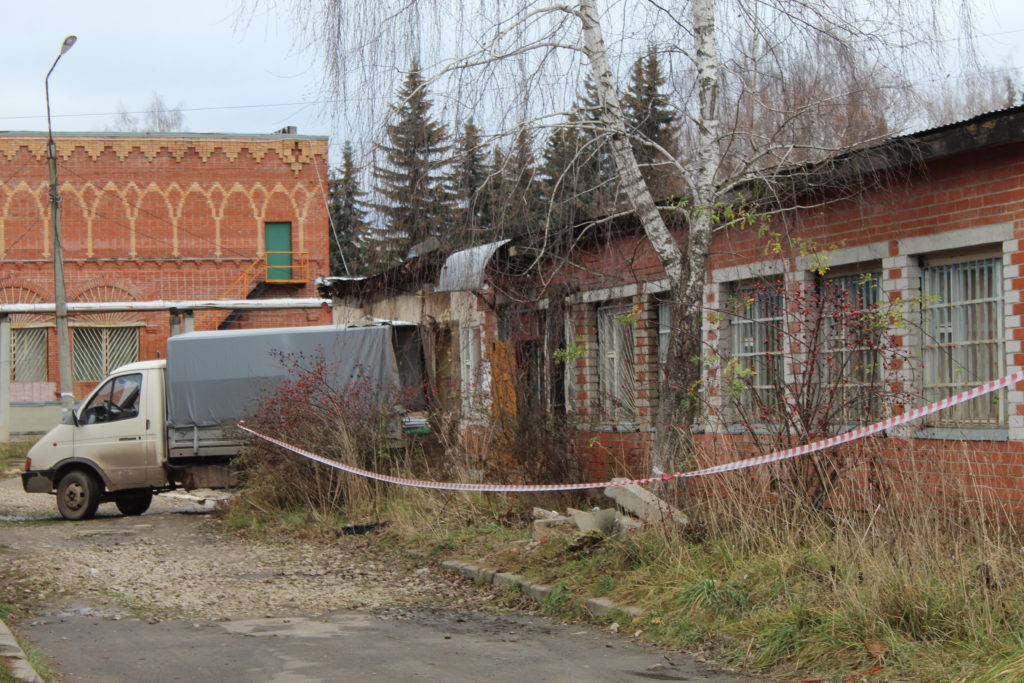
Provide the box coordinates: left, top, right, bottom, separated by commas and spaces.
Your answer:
0, 476, 758, 682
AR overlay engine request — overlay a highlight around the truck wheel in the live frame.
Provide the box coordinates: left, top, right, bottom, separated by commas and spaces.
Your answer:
56, 470, 101, 521
115, 491, 153, 516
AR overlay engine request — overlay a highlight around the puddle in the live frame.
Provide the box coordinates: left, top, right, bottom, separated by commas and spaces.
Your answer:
0, 513, 54, 522
55, 605, 133, 620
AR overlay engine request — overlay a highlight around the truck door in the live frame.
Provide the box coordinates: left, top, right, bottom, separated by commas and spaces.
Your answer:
74, 372, 156, 489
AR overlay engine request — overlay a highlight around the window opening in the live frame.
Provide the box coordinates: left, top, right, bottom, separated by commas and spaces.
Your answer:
922, 256, 1004, 427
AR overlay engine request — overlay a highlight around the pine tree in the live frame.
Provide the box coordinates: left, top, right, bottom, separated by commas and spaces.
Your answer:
328, 141, 369, 276
448, 119, 492, 248
623, 49, 680, 200
371, 60, 451, 254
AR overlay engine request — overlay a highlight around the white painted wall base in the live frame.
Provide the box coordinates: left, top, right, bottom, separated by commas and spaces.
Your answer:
7, 403, 62, 440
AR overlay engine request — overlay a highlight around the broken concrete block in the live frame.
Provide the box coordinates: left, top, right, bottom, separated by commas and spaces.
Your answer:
567, 507, 619, 534
614, 512, 645, 534
604, 479, 688, 526
532, 516, 576, 542
532, 507, 563, 520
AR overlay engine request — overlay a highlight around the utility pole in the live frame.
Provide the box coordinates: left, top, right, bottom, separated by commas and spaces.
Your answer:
45, 35, 77, 420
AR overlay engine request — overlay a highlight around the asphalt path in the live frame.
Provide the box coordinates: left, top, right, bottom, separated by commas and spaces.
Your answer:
0, 476, 761, 682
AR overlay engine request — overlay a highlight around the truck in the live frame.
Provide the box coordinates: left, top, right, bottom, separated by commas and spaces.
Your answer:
21, 323, 424, 520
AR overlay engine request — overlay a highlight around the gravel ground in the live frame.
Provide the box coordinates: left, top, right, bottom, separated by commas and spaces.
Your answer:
0, 475, 496, 622
0, 473, 766, 682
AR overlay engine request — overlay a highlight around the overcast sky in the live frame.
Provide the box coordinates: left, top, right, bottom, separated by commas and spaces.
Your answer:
4, 0, 1024, 166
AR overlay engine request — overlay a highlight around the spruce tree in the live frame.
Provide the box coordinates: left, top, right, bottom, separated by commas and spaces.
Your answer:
448, 118, 492, 248
371, 60, 451, 254
328, 141, 369, 276
576, 77, 618, 205
623, 49, 680, 200
492, 126, 541, 239
538, 109, 603, 231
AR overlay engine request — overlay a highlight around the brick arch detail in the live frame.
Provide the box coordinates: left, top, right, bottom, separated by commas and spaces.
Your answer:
1, 181, 48, 258
291, 185, 319, 253
0, 284, 48, 324
88, 182, 132, 258
71, 281, 145, 325
135, 184, 177, 257
70, 278, 144, 303
176, 184, 219, 258
1, 177, 317, 260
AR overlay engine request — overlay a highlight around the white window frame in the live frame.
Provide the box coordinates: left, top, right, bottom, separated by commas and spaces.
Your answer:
921, 255, 1005, 428
597, 302, 636, 422
727, 282, 784, 415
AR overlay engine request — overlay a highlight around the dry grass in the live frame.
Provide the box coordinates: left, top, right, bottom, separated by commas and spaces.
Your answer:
231, 419, 1024, 681
228, 355, 1024, 681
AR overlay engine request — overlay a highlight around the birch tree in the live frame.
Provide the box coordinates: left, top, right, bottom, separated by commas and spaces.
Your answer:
107, 92, 187, 133
273, 0, 976, 473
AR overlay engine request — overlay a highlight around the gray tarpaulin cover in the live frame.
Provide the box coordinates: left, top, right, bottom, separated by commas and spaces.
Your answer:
166, 325, 401, 429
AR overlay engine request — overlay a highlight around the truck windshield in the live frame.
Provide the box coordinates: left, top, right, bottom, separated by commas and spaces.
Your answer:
79, 373, 143, 425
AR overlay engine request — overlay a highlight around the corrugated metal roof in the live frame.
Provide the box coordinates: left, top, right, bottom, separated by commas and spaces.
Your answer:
898, 103, 1024, 139
436, 239, 510, 292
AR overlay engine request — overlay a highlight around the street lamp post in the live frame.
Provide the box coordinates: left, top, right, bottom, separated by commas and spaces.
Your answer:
45, 35, 77, 420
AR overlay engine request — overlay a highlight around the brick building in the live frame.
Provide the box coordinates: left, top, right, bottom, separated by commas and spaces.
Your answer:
321, 105, 1024, 511
1, 130, 330, 416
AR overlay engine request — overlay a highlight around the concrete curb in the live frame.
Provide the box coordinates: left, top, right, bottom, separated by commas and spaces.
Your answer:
440, 559, 644, 620
0, 618, 42, 683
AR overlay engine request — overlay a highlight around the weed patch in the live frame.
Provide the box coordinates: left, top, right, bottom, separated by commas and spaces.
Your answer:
225, 336, 1024, 681
0, 442, 30, 477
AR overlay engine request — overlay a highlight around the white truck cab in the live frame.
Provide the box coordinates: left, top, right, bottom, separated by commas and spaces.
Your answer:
22, 360, 169, 520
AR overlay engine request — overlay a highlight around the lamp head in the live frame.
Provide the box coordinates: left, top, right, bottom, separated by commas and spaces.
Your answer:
60, 35, 77, 55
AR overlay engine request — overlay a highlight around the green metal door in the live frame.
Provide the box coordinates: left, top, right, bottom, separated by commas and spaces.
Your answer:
265, 222, 293, 281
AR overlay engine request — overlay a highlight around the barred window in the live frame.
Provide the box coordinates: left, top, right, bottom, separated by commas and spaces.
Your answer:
819, 273, 882, 421
728, 283, 783, 413
922, 256, 1004, 427
11, 327, 47, 382
72, 327, 139, 383
597, 303, 636, 421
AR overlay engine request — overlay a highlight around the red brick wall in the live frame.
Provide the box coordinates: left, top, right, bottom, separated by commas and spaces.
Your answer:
526, 137, 1024, 500
540, 145, 1024, 293
573, 429, 654, 481
708, 145, 1024, 272
691, 432, 1024, 516
1, 133, 331, 401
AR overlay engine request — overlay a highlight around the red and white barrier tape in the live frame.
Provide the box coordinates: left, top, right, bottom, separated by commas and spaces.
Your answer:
238, 369, 1024, 493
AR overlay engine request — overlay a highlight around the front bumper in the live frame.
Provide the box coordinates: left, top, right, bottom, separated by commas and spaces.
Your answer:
21, 471, 54, 493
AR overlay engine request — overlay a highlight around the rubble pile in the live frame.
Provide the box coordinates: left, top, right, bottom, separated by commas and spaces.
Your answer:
531, 480, 687, 543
